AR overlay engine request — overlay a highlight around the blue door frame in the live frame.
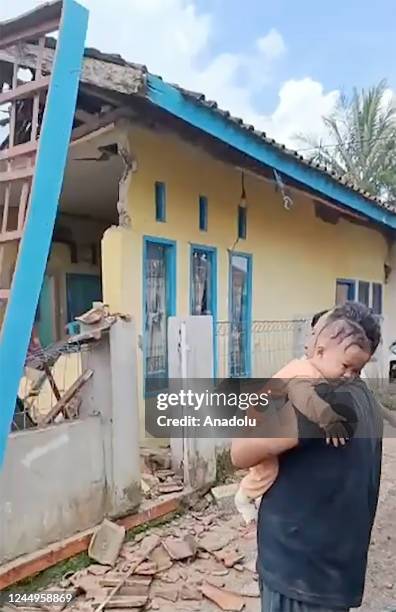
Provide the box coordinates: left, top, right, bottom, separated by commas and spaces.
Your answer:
228, 251, 252, 378
143, 236, 176, 396
190, 244, 218, 377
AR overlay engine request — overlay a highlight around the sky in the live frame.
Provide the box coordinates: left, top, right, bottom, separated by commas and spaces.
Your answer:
1, 0, 395, 149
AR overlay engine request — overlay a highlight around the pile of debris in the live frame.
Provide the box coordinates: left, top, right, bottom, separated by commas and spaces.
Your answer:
140, 447, 184, 498
14, 500, 259, 612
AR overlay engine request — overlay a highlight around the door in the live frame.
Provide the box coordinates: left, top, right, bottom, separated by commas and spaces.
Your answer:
191, 246, 217, 375
229, 253, 252, 377
144, 239, 176, 394
66, 273, 102, 323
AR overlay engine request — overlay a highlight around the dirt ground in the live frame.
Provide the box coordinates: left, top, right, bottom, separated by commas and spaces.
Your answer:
360, 437, 396, 612
12, 440, 395, 612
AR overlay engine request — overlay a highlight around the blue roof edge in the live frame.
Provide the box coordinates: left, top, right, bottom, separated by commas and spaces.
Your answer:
147, 74, 396, 231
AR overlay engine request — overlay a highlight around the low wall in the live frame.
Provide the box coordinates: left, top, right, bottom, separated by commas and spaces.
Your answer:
0, 418, 105, 564
0, 319, 142, 565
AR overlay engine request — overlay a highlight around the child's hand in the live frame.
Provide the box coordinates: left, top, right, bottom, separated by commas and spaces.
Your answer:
324, 421, 350, 447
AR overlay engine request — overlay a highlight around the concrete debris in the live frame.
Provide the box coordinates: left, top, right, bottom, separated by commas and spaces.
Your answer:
211, 483, 239, 513
158, 481, 184, 494
233, 583, 260, 598
88, 520, 125, 566
234, 563, 245, 572
87, 564, 112, 576
199, 530, 235, 552
104, 593, 148, 608
162, 535, 196, 560
139, 534, 161, 558
134, 561, 157, 575
149, 543, 173, 572
150, 584, 178, 602
214, 547, 245, 568
201, 582, 245, 611
180, 584, 203, 600
155, 469, 176, 480
212, 569, 230, 576
140, 447, 172, 472
205, 575, 226, 588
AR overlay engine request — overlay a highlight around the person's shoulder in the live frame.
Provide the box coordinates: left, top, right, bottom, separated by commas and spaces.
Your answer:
274, 358, 310, 379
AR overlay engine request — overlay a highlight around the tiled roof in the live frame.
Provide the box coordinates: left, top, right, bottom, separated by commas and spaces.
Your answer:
80, 43, 395, 215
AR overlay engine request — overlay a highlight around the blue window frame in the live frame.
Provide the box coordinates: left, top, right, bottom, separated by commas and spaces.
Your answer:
372, 283, 383, 315
229, 252, 252, 377
190, 245, 217, 375
155, 181, 166, 222
199, 195, 208, 231
238, 206, 247, 240
335, 279, 355, 305
143, 236, 176, 395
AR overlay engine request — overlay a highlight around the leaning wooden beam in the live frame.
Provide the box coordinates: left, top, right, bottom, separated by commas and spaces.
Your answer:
40, 369, 93, 426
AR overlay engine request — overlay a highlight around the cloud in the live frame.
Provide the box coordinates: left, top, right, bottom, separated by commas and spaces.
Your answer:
1, 0, 338, 149
256, 28, 287, 61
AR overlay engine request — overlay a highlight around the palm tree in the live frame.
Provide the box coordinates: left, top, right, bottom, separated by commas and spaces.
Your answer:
296, 80, 396, 201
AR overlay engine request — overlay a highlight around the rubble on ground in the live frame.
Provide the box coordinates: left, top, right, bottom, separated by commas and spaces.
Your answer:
140, 447, 184, 499
20, 499, 260, 612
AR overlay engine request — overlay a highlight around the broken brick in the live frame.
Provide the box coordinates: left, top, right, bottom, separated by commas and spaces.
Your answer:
180, 584, 203, 601
151, 584, 178, 602
104, 593, 148, 608
162, 535, 196, 560
214, 547, 244, 568
201, 582, 245, 611
135, 561, 157, 575
205, 575, 226, 588
139, 534, 161, 558
199, 531, 234, 552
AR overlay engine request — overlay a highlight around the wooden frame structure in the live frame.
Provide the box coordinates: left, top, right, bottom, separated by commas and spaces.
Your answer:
0, 0, 88, 466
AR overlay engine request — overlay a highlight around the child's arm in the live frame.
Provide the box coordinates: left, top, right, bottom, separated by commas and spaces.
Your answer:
381, 404, 396, 428
287, 378, 349, 446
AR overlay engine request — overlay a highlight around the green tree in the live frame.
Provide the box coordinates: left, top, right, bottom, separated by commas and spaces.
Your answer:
297, 80, 396, 201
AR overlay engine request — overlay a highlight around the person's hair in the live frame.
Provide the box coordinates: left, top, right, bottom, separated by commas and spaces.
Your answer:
317, 318, 371, 354
327, 302, 381, 355
311, 310, 329, 329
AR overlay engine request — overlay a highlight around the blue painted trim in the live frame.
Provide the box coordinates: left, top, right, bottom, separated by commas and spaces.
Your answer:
142, 236, 176, 397
199, 195, 208, 231
0, 0, 88, 466
155, 181, 166, 222
189, 243, 218, 377
147, 75, 396, 230
228, 251, 253, 378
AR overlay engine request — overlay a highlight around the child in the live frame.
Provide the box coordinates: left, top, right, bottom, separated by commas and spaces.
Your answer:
234, 313, 372, 525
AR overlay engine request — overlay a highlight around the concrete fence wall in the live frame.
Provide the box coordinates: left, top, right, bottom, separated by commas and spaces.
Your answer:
0, 319, 141, 565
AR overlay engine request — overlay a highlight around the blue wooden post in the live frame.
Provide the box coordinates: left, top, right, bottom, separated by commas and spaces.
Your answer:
0, 0, 88, 467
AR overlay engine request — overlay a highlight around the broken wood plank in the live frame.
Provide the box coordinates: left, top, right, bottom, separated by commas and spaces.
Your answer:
40, 369, 93, 425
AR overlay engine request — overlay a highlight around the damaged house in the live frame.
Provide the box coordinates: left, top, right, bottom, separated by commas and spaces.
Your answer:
2, 23, 395, 393
1, 0, 396, 572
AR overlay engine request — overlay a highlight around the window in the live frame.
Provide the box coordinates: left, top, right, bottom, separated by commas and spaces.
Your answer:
229, 253, 252, 377
358, 281, 370, 306
155, 181, 166, 222
238, 206, 247, 240
372, 283, 383, 315
199, 196, 208, 231
335, 279, 355, 305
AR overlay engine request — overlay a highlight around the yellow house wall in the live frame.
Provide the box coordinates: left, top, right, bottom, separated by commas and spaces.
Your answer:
102, 125, 388, 424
